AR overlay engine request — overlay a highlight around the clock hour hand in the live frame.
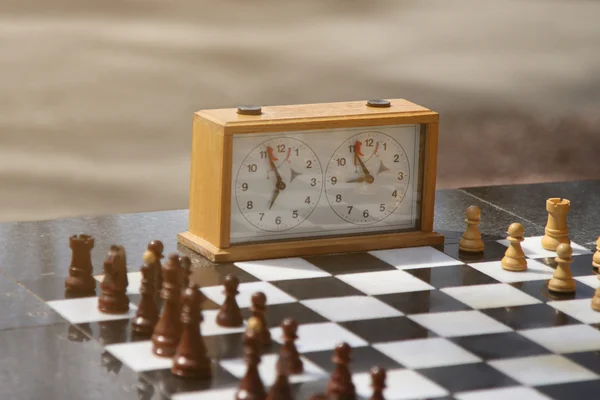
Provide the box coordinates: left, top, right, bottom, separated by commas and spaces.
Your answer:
268, 188, 280, 210
353, 142, 374, 184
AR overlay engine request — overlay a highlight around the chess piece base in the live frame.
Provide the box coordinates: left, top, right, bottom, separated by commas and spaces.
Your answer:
541, 233, 570, 251
65, 274, 96, 293
152, 334, 179, 357
171, 358, 212, 379
501, 256, 527, 272
98, 294, 129, 314
459, 239, 484, 253
592, 295, 600, 312
548, 278, 576, 293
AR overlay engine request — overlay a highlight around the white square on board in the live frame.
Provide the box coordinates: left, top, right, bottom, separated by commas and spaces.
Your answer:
408, 310, 512, 338
336, 270, 434, 296
519, 324, 600, 353
172, 388, 238, 400
234, 258, 330, 281
497, 236, 591, 259
442, 283, 541, 309
548, 298, 600, 324
468, 260, 555, 283
301, 296, 403, 322
575, 275, 600, 289
105, 341, 173, 372
220, 353, 326, 386
47, 297, 137, 324
353, 368, 449, 400
455, 386, 554, 400
369, 246, 463, 269
373, 338, 481, 369
488, 354, 598, 386
200, 281, 296, 308
270, 322, 367, 353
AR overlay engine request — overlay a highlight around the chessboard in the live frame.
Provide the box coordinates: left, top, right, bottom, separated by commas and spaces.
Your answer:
27, 229, 600, 400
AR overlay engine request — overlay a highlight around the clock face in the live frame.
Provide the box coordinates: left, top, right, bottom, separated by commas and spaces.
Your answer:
234, 137, 323, 232
230, 124, 421, 243
324, 131, 410, 225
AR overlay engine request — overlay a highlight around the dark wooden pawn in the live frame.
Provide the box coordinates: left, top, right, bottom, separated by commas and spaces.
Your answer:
267, 359, 294, 400
236, 317, 266, 400
179, 255, 192, 287
65, 234, 96, 293
131, 255, 159, 334
369, 367, 386, 400
276, 318, 303, 375
98, 255, 129, 314
147, 240, 164, 291
326, 342, 356, 400
152, 253, 182, 357
244, 292, 271, 346
108, 244, 128, 290
171, 284, 212, 378
216, 274, 244, 327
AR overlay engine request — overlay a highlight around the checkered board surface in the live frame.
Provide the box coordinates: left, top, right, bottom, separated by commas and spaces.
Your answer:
41, 236, 600, 400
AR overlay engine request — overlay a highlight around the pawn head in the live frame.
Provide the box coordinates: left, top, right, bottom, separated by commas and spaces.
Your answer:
370, 366, 387, 386
281, 317, 298, 334
223, 274, 239, 290
556, 243, 573, 259
142, 250, 156, 265
466, 205, 481, 220
147, 240, 164, 257
507, 222, 524, 238
252, 291, 267, 307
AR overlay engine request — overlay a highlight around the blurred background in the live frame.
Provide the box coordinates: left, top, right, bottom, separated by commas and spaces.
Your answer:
1, 0, 599, 223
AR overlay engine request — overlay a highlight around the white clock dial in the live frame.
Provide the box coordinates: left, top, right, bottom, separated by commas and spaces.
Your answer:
235, 137, 323, 232
324, 131, 410, 224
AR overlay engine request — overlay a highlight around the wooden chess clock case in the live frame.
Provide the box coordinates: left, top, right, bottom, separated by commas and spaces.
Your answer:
178, 99, 444, 262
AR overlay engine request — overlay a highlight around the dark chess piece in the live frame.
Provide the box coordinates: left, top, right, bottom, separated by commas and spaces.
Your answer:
244, 292, 271, 346
276, 318, 303, 375
108, 244, 129, 289
147, 240, 164, 289
98, 254, 129, 314
216, 274, 244, 327
309, 396, 326, 400
267, 360, 294, 400
326, 342, 356, 400
236, 317, 266, 400
171, 283, 212, 379
65, 234, 96, 294
369, 367, 386, 400
131, 259, 159, 335
180, 255, 192, 287
152, 253, 182, 357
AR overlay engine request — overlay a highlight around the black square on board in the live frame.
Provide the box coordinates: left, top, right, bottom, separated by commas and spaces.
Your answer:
302, 345, 402, 374
417, 362, 518, 393
536, 253, 596, 277
241, 302, 328, 328
565, 351, 600, 375
406, 265, 499, 289
536, 380, 600, 400
303, 252, 396, 275
339, 316, 437, 343
19, 275, 98, 302
450, 332, 551, 361
271, 277, 365, 300
509, 280, 596, 302
375, 290, 472, 315
442, 242, 510, 264
481, 303, 579, 330
203, 332, 281, 360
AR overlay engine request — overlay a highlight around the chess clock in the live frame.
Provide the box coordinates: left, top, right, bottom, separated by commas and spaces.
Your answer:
178, 99, 444, 262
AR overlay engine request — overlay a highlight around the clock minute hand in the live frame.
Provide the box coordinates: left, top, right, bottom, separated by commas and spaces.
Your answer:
266, 146, 283, 185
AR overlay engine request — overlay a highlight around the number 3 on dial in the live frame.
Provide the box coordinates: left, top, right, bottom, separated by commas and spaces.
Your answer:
235, 137, 323, 232
324, 131, 410, 225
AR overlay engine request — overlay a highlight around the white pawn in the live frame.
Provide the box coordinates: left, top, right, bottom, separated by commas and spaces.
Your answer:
592, 236, 600, 270
501, 223, 527, 272
459, 206, 484, 253
548, 243, 576, 293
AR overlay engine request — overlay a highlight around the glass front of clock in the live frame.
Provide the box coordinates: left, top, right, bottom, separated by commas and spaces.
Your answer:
230, 124, 425, 244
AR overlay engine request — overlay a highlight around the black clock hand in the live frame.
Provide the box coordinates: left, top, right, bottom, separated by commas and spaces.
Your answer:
354, 142, 374, 184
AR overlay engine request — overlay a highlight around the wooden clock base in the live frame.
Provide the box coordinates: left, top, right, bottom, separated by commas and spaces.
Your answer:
177, 230, 445, 263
